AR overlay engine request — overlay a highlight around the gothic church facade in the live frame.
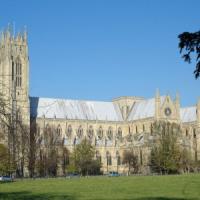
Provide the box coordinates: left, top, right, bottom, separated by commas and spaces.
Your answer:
0, 27, 200, 175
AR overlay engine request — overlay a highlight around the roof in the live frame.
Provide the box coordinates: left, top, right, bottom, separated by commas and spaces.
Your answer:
180, 106, 197, 123
30, 96, 197, 123
127, 96, 166, 121
30, 97, 123, 122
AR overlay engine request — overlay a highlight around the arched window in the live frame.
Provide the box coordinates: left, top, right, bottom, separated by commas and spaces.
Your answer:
107, 127, 113, 140
97, 126, 103, 139
44, 124, 51, 145
116, 151, 121, 166
46, 124, 51, 133
87, 125, 94, 139
15, 57, 22, 87
193, 129, 196, 139
186, 129, 189, 137
143, 124, 145, 132
66, 125, 72, 138
96, 151, 101, 163
116, 127, 122, 139
106, 151, 112, 166
77, 126, 83, 138
57, 125, 62, 135
136, 125, 138, 133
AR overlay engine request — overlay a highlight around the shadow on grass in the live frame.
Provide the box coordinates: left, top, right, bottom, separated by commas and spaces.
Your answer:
0, 191, 76, 200
130, 198, 197, 200
0, 193, 198, 200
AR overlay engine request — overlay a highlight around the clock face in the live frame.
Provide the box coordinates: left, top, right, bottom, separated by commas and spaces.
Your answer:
165, 107, 172, 116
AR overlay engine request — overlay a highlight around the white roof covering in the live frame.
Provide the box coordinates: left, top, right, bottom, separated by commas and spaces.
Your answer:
30, 96, 197, 123
128, 96, 166, 121
180, 107, 197, 123
30, 97, 123, 122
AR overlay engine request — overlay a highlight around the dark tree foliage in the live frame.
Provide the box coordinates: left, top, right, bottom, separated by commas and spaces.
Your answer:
123, 150, 139, 175
72, 139, 101, 176
178, 31, 200, 78
0, 144, 10, 175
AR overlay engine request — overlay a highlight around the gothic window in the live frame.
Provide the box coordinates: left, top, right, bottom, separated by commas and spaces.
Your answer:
143, 124, 145, 132
116, 151, 121, 166
66, 125, 72, 138
116, 127, 122, 140
97, 126, 103, 139
57, 125, 62, 136
136, 125, 138, 133
96, 151, 101, 163
46, 124, 51, 133
107, 127, 113, 140
15, 57, 22, 87
44, 124, 51, 145
77, 126, 83, 138
106, 151, 112, 166
193, 129, 196, 139
186, 129, 189, 137
87, 126, 94, 139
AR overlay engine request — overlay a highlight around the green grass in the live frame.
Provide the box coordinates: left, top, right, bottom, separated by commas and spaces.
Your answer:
0, 174, 200, 200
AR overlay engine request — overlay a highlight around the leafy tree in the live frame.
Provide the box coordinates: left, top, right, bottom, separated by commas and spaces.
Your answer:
87, 160, 102, 175
123, 149, 139, 175
179, 148, 192, 173
0, 144, 11, 175
72, 139, 101, 176
66, 163, 78, 174
0, 92, 30, 177
178, 31, 200, 78
150, 121, 182, 174
33, 125, 65, 177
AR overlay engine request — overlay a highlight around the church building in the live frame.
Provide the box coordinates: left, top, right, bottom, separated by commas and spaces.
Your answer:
0, 26, 200, 175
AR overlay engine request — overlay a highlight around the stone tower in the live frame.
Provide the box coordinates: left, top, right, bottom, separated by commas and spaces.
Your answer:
0, 25, 30, 177
0, 25, 30, 127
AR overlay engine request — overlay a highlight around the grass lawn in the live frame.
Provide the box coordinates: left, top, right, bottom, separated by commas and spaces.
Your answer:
0, 174, 200, 200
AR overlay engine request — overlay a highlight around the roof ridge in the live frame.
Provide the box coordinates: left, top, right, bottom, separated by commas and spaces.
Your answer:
30, 96, 112, 104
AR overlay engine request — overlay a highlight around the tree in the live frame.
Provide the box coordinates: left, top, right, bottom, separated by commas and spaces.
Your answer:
179, 148, 192, 173
178, 30, 200, 78
33, 124, 65, 177
0, 91, 30, 177
123, 150, 139, 175
71, 138, 101, 176
0, 144, 11, 175
61, 147, 70, 175
150, 121, 189, 174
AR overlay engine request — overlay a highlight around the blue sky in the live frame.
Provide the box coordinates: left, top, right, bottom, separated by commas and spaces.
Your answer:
0, 0, 200, 106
